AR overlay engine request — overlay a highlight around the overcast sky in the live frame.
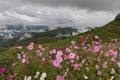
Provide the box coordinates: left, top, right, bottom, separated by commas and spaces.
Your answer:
0, 0, 120, 28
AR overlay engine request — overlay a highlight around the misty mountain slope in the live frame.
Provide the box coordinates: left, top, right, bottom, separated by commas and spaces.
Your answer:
45, 14, 120, 50
91, 17, 120, 41
11, 16, 120, 49
0, 25, 49, 39
1, 13, 120, 49
0, 14, 120, 49
0, 27, 78, 48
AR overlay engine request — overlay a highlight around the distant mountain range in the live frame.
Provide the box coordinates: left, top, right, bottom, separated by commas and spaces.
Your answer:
0, 24, 49, 39
0, 25, 79, 48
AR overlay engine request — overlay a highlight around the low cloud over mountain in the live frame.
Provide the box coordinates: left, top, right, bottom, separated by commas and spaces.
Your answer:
0, 0, 120, 28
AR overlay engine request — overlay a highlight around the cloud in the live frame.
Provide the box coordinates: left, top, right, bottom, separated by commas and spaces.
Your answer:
22, 0, 120, 12
0, 0, 119, 29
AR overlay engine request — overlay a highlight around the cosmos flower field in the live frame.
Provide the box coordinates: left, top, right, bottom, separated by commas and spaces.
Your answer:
0, 34, 120, 80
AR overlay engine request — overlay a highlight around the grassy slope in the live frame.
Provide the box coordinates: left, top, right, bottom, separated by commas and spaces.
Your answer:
0, 20, 120, 79
46, 20, 120, 50
92, 21, 120, 41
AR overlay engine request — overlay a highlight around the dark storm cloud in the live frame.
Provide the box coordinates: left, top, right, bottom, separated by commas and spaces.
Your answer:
22, 0, 120, 12
1, 0, 120, 12
0, 0, 120, 28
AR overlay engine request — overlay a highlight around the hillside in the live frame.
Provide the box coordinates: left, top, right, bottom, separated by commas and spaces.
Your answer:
0, 14, 120, 80
91, 20, 120, 41
45, 17, 120, 50
92, 13, 120, 38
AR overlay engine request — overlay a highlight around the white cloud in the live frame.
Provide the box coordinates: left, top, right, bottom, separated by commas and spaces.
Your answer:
3, 10, 37, 22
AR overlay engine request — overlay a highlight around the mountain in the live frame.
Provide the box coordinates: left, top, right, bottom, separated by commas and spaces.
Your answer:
90, 14, 120, 41
0, 27, 78, 48
0, 24, 49, 32
19, 33, 33, 40
15, 27, 78, 46
0, 24, 49, 39
115, 13, 120, 21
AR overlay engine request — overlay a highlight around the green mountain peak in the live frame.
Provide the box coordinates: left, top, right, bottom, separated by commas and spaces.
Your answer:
115, 13, 120, 21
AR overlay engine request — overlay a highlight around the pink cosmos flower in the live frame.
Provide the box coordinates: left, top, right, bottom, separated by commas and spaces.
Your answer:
70, 59, 75, 63
36, 50, 40, 54
93, 45, 101, 53
103, 61, 108, 69
17, 54, 21, 60
87, 34, 91, 38
70, 45, 72, 48
41, 48, 45, 52
105, 52, 109, 57
63, 72, 68, 77
65, 48, 70, 52
51, 49, 57, 54
82, 46, 87, 51
64, 55, 68, 60
94, 41, 100, 45
80, 35, 83, 39
81, 43, 85, 46
27, 45, 34, 50
21, 58, 27, 64
97, 70, 102, 76
8, 77, 13, 80
50, 49, 57, 54
68, 52, 76, 59
95, 65, 100, 70
22, 54, 27, 58
76, 55, 80, 60
73, 63, 80, 70
74, 45, 79, 50
94, 35, 99, 39
56, 57, 63, 62
49, 51, 53, 54
36, 50, 43, 56
30, 42, 34, 45
109, 49, 117, 56
56, 75, 64, 80
81, 39, 86, 43
99, 50, 103, 55
111, 57, 116, 62
97, 57, 101, 62
87, 44, 91, 47
38, 45, 42, 49
52, 60, 61, 68
117, 61, 120, 68
71, 41, 76, 45
56, 51, 63, 57
0, 67, 6, 73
